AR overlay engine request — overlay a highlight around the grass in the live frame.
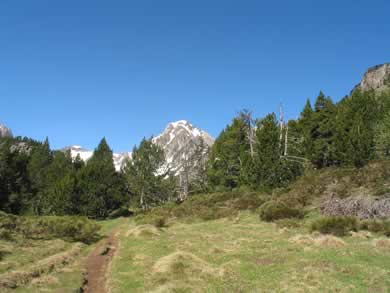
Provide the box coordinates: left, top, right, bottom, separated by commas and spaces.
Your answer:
2, 161, 390, 292
110, 212, 390, 292
0, 216, 123, 292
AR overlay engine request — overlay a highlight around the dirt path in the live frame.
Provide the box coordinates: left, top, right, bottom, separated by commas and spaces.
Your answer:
83, 227, 121, 293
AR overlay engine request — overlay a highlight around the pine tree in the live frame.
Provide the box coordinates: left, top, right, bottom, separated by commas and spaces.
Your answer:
28, 137, 52, 195
375, 110, 390, 158
207, 117, 250, 190
77, 138, 127, 218
335, 90, 377, 167
34, 151, 75, 215
298, 99, 314, 158
310, 92, 337, 168
123, 138, 173, 209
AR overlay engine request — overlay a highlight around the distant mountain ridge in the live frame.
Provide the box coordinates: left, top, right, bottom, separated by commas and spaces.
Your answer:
64, 120, 214, 174
62, 145, 132, 172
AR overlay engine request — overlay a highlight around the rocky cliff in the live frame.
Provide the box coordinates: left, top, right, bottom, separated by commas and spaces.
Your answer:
354, 63, 390, 92
0, 124, 12, 138
152, 120, 214, 176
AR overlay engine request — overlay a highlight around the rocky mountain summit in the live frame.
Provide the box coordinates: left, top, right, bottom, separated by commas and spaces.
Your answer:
152, 120, 214, 175
0, 124, 12, 138
65, 120, 214, 174
354, 63, 390, 92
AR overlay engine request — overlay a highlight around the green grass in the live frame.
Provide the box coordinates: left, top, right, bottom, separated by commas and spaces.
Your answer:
110, 212, 390, 292
0, 216, 124, 292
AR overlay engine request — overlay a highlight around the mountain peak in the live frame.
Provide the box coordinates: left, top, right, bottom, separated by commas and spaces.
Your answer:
153, 120, 214, 175
170, 120, 190, 127
0, 124, 13, 138
353, 63, 390, 93
63, 120, 214, 176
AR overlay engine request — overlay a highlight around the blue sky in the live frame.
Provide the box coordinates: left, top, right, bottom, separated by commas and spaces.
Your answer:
1, 0, 389, 152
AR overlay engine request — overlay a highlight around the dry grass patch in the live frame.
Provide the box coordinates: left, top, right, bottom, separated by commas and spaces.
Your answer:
314, 235, 346, 248
372, 238, 390, 250
350, 231, 372, 239
30, 275, 59, 286
289, 234, 315, 246
289, 234, 346, 248
125, 224, 161, 238
0, 243, 83, 290
152, 251, 224, 278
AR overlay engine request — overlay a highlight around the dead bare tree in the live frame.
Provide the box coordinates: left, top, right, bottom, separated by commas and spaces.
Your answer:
239, 109, 256, 159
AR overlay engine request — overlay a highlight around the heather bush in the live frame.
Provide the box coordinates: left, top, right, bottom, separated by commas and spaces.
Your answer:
310, 216, 358, 236
259, 201, 304, 222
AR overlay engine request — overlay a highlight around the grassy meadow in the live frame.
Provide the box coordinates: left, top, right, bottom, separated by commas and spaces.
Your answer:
1, 162, 390, 292
109, 212, 390, 292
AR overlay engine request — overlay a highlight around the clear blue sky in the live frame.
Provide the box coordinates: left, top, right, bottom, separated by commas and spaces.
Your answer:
1, 0, 389, 152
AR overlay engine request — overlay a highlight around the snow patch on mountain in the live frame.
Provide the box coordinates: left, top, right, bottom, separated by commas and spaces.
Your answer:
152, 120, 214, 175
63, 145, 131, 171
64, 120, 213, 175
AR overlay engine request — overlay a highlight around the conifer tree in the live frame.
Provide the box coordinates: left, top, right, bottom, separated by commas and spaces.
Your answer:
77, 138, 127, 218
123, 138, 173, 209
375, 109, 390, 158
335, 90, 377, 167
310, 92, 337, 168
207, 117, 250, 190
298, 99, 314, 158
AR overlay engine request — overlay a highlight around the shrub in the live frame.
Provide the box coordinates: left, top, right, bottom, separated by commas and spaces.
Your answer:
154, 216, 168, 228
310, 216, 358, 236
49, 217, 101, 243
0, 213, 17, 230
360, 219, 390, 237
232, 193, 268, 211
108, 206, 133, 219
275, 218, 301, 229
0, 228, 12, 240
8, 216, 101, 244
360, 219, 383, 232
259, 201, 304, 222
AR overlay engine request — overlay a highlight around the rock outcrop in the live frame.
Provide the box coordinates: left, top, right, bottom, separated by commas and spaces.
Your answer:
354, 63, 390, 93
0, 124, 12, 138
152, 120, 214, 176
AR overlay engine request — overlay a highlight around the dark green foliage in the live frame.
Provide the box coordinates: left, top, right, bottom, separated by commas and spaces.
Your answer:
360, 219, 390, 237
207, 117, 250, 190
0, 137, 35, 213
123, 138, 176, 210
208, 112, 302, 192
108, 207, 133, 219
299, 99, 315, 157
375, 110, 390, 158
77, 138, 127, 218
135, 191, 268, 224
252, 114, 302, 189
310, 216, 358, 236
153, 216, 168, 228
259, 201, 304, 222
335, 90, 378, 167
310, 92, 338, 168
0, 213, 101, 243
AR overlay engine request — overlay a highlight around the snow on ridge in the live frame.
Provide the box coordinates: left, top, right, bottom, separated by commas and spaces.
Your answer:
63, 120, 213, 174
170, 120, 189, 128
66, 145, 131, 172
